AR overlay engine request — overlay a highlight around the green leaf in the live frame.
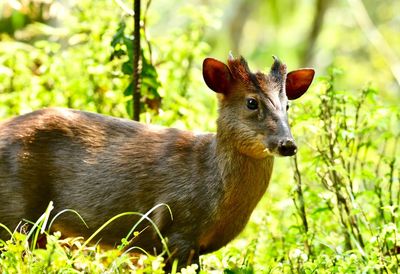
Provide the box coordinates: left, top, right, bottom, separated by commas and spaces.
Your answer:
122, 61, 133, 75
123, 36, 134, 61
123, 81, 133, 97
111, 21, 126, 48
125, 97, 133, 119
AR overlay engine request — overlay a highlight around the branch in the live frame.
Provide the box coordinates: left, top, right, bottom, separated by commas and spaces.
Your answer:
228, 0, 259, 54
133, 0, 141, 121
300, 0, 331, 66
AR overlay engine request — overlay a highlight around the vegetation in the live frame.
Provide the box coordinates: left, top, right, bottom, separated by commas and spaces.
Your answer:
0, 0, 399, 273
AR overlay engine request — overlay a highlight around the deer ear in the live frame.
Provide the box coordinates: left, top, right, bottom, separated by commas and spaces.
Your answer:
203, 58, 233, 94
286, 68, 315, 100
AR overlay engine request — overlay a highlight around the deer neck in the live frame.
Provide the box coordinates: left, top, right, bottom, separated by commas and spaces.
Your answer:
214, 130, 274, 210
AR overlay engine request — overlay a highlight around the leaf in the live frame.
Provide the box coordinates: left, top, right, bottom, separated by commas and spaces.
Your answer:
122, 61, 133, 75
312, 207, 331, 215
110, 21, 126, 48
125, 97, 133, 119
109, 49, 126, 61
123, 81, 133, 96
123, 36, 134, 61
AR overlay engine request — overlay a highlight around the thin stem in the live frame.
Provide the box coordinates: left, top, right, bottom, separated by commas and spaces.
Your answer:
293, 154, 312, 255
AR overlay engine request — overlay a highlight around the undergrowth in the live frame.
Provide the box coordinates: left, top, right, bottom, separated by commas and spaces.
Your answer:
1, 74, 399, 273
0, 202, 186, 273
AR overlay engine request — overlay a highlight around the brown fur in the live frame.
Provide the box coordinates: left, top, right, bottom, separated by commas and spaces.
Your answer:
0, 56, 313, 270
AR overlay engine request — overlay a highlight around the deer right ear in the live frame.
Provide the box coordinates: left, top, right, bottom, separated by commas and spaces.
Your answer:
203, 58, 233, 94
286, 68, 315, 100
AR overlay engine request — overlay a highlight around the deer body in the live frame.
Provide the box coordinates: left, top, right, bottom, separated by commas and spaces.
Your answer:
0, 55, 314, 269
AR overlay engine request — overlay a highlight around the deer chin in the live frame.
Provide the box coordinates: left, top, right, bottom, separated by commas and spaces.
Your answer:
244, 145, 285, 159
239, 135, 283, 159
263, 147, 288, 157
262, 147, 275, 156
260, 138, 279, 157
236, 140, 271, 159
263, 146, 297, 157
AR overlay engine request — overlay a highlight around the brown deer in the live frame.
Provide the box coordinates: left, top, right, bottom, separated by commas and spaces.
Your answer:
0, 54, 314, 270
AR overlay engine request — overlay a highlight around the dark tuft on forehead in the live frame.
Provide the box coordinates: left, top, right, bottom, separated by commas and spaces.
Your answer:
227, 56, 252, 80
227, 56, 264, 91
226, 56, 287, 93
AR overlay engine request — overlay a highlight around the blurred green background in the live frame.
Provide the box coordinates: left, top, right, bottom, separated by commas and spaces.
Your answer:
1, 0, 399, 124
0, 0, 399, 272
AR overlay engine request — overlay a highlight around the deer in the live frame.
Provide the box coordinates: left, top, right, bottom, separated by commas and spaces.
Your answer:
0, 54, 314, 270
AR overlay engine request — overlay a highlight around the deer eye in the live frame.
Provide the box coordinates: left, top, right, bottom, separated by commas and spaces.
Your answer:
246, 98, 258, 110
286, 103, 289, 111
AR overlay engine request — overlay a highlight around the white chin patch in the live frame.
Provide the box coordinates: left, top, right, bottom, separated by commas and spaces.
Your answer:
263, 147, 274, 155
264, 147, 282, 157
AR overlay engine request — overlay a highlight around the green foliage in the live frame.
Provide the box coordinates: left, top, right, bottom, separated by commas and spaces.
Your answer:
0, 203, 179, 273
1, 0, 399, 273
110, 18, 161, 118
144, 4, 219, 130
213, 70, 399, 273
0, 231, 167, 273
0, 0, 129, 118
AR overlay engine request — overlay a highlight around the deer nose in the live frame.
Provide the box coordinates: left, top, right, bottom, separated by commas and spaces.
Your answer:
278, 138, 297, 156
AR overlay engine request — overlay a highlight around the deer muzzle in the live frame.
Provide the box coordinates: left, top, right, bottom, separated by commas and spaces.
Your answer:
277, 137, 297, 156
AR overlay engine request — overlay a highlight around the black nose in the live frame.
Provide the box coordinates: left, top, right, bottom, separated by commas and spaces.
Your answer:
278, 138, 297, 156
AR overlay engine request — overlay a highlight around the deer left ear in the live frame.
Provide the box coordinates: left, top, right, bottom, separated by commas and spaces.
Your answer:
203, 58, 233, 94
286, 68, 315, 100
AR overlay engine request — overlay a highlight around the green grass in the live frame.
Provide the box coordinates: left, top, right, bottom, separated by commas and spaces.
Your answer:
2, 202, 398, 273
0, 202, 183, 273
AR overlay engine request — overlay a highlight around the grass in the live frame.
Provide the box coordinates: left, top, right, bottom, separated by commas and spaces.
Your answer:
1, 167, 399, 273
0, 201, 263, 273
0, 202, 183, 273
